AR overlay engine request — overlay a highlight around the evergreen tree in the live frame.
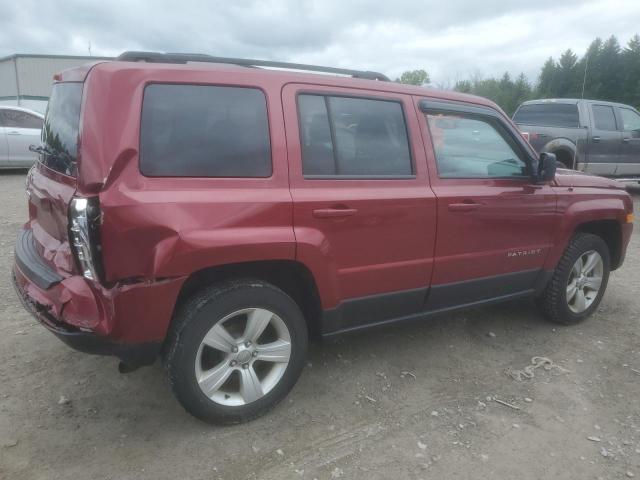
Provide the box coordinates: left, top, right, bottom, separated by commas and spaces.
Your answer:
537, 57, 558, 97
452, 34, 640, 112
513, 73, 533, 109
580, 38, 604, 99
454, 79, 473, 93
622, 35, 640, 107
598, 36, 623, 101
557, 49, 579, 97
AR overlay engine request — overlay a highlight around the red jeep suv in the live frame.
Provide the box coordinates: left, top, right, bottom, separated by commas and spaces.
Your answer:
13, 52, 634, 424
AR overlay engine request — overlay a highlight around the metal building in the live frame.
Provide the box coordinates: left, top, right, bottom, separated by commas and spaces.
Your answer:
0, 54, 112, 113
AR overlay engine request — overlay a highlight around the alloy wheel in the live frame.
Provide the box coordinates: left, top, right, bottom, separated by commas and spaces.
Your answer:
566, 250, 604, 314
194, 308, 291, 406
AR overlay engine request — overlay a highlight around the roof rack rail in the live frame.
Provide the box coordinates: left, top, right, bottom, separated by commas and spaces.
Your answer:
116, 51, 390, 82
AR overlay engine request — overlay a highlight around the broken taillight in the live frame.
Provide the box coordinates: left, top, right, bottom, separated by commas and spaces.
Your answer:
69, 197, 103, 281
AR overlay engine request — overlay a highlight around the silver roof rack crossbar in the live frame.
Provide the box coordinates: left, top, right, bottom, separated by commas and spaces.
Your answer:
116, 51, 390, 81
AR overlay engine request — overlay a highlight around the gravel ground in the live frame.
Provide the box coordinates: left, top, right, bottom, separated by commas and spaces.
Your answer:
0, 170, 639, 480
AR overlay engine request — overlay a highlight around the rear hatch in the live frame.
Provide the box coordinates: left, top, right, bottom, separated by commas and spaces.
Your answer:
26, 82, 83, 275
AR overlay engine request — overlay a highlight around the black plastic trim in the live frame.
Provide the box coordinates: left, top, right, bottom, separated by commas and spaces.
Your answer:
321, 269, 553, 337
14, 228, 63, 290
419, 99, 501, 117
425, 268, 543, 311
303, 174, 417, 180
321, 287, 428, 334
117, 51, 390, 81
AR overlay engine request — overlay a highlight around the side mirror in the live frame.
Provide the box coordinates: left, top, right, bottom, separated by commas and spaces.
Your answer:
536, 152, 556, 183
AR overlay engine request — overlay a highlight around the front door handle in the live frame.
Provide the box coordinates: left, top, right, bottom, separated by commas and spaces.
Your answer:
313, 208, 358, 218
623, 137, 631, 143
7, 131, 21, 135
592, 136, 601, 143
448, 202, 480, 212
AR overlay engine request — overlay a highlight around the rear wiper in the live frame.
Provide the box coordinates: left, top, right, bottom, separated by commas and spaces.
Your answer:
29, 144, 74, 164
29, 144, 53, 156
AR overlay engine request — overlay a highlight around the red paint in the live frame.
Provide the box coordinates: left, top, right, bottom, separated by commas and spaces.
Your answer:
14, 61, 634, 348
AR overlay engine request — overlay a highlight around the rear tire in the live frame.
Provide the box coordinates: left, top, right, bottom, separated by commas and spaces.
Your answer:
163, 279, 308, 424
537, 233, 610, 325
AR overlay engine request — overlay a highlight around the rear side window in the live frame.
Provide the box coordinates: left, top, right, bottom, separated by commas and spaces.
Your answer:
0, 110, 43, 129
426, 113, 528, 178
592, 105, 617, 131
140, 84, 271, 177
297, 94, 412, 177
513, 103, 579, 128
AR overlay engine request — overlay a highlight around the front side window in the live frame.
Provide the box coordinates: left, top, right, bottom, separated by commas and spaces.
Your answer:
426, 113, 528, 178
592, 105, 617, 131
620, 108, 640, 132
140, 84, 271, 177
297, 94, 412, 177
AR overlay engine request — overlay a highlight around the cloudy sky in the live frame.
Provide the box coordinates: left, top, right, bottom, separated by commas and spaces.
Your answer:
2, 0, 639, 85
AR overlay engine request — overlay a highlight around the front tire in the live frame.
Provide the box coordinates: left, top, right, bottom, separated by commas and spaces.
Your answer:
538, 233, 610, 325
163, 280, 308, 424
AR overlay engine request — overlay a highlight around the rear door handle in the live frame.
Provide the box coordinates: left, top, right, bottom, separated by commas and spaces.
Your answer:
448, 202, 480, 212
592, 136, 601, 143
7, 131, 20, 135
312, 208, 358, 218
623, 137, 631, 143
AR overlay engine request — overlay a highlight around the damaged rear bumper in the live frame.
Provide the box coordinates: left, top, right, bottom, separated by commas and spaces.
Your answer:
12, 227, 185, 367
12, 266, 160, 366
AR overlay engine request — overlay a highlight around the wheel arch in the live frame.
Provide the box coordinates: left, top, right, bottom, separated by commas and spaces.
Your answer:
542, 138, 578, 169
574, 220, 623, 270
545, 197, 628, 272
170, 260, 324, 339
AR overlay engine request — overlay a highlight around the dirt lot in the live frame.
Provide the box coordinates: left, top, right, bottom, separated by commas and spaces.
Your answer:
0, 171, 639, 480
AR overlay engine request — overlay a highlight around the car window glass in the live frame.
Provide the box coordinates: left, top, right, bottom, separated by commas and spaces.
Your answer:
41, 83, 83, 177
620, 108, 640, 131
140, 84, 272, 177
592, 105, 617, 131
298, 94, 413, 177
513, 103, 579, 128
298, 95, 335, 175
1, 110, 42, 129
426, 113, 528, 178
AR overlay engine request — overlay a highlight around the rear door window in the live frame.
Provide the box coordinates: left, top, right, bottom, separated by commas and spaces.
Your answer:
140, 84, 272, 177
592, 105, 618, 131
513, 103, 579, 128
297, 94, 413, 177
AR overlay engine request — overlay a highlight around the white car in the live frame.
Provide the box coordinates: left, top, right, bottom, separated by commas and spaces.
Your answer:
0, 106, 44, 168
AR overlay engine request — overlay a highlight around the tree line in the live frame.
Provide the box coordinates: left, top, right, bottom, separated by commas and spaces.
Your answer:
397, 34, 640, 116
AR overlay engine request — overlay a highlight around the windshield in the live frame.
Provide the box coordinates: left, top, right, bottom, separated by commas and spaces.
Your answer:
40, 82, 83, 177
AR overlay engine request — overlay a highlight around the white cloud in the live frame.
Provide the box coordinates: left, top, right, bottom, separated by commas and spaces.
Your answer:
1, 0, 639, 85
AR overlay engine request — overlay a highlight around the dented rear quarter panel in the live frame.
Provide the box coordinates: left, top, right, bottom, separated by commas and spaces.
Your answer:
77, 63, 296, 283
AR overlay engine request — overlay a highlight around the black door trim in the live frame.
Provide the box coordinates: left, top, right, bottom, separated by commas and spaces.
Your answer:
321, 269, 552, 337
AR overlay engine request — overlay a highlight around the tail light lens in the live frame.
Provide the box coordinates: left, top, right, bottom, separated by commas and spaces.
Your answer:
69, 197, 103, 281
